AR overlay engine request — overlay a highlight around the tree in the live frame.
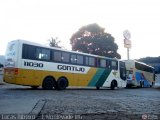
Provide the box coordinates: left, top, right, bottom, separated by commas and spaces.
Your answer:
48, 37, 61, 48
70, 23, 121, 59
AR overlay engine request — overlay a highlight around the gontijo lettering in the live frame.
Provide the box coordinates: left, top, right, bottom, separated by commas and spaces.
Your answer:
57, 65, 85, 72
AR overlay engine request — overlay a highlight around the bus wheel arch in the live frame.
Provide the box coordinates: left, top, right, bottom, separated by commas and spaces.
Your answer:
42, 76, 56, 90
56, 77, 68, 90
110, 80, 117, 90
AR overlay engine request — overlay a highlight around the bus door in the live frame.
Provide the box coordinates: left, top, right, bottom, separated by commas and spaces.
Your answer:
119, 61, 126, 86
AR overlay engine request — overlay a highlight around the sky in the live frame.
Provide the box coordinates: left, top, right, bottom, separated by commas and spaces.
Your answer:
0, 0, 160, 60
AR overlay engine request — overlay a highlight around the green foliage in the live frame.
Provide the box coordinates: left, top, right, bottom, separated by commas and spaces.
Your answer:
70, 23, 121, 59
48, 37, 61, 48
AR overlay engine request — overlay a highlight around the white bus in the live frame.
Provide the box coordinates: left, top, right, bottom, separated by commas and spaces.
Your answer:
125, 60, 155, 88
4, 40, 127, 90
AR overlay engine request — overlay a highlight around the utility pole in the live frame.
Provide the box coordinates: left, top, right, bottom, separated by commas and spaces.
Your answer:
127, 48, 129, 60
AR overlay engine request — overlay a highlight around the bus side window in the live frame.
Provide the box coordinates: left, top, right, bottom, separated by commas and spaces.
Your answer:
106, 60, 111, 69
111, 60, 118, 70
71, 54, 77, 64
62, 52, 70, 63
22, 44, 36, 60
77, 54, 84, 65
89, 57, 95, 67
54, 51, 62, 62
84, 56, 95, 67
100, 59, 106, 68
36, 48, 50, 60
41, 49, 50, 60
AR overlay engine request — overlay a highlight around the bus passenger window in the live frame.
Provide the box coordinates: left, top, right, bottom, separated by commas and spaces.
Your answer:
36, 48, 50, 60
54, 51, 62, 62
42, 49, 50, 60
77, 55, 83, 65
22, 44, 35, 60
89, 57, 95, 66
100, 59, 106, 68
71, 54, 77, 64
111, 61, 118, 70
62, 52, 70, 63
106, 60, 111, 69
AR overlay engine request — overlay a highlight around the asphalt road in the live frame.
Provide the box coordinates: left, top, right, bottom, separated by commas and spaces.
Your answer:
0, 84, 160, 120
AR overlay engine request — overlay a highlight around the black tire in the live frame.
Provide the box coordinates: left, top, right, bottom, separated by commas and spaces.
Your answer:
56, 77, 68, 90
42, 77, 54, 90
111, 81, 116, 90
96, 86, 100, 90
140, 81, 144, 88
150, 82, 154, 87
126, 85, 131, 88
31, 86, 39, 89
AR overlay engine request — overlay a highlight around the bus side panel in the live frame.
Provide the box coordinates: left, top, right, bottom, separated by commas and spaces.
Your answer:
135, 71, 154, 87
4, 68, 17, 84
74, 67, 97, 86
135, 72, 141, 86
88, 68, 113, 87
15, 67, 98, 87
102, 70, 121, 87
143, 72, 154, 87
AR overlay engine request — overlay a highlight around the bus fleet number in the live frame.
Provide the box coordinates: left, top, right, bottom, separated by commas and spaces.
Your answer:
24, 61, 43, 68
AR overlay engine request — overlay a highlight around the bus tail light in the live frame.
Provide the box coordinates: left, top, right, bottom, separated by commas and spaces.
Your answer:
14, 68, 19, 75
132, 75, 135, 80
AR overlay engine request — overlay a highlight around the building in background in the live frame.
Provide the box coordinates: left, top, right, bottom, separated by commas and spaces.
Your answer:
0, 55, 5, 84
0, 55, 5, 65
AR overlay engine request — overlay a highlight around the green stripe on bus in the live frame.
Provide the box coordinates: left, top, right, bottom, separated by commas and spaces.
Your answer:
88, 68, 111, 87
95, 69, 111, 87
88, 68, 104, 86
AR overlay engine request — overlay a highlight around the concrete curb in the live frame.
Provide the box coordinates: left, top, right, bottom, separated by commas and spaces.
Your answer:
28, 99, 46, 119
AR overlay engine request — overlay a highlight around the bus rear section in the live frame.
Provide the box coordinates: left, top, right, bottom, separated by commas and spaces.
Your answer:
3, 40, 21, 84
125, 60, 155, 88
126, 70, 149, 88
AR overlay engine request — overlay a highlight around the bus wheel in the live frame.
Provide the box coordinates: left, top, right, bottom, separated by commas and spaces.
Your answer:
56, 77, 68, 90
110, 80, 117, 90
140, 81, 144, 88
126, 85, 130, 88
31, 86, 39, 89
150, 82, 154, 87
96, 86, 100, 90
42, 77, 55, 90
